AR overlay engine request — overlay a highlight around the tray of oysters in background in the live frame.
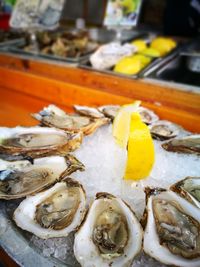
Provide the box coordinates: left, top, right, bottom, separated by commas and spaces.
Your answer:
6, 28, 144, 64
0, 103, 200, 267
79, 33, 184, 79
7, 29, 100, 63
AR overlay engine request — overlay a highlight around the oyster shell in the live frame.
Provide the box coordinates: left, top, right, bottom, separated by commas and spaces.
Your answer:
33, 105, 110, 135
0, 155, 84, 200
162, 135, 200, 155
98, 105, 120, 120
138, 107, 159, 125
13, 178, 86, 239
170, 177, 200, 209
74, 192, 143, 267
0, 126, 82, 160
150, 120, 180, 141
143, 188, 200, 266
74, 105, 105, 119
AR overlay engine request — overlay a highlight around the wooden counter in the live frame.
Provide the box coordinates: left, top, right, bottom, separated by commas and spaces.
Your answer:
0, 52, 199, 266
0, 52, 199, 131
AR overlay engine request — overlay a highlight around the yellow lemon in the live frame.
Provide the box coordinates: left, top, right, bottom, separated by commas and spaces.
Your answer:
124, 112, 155, 180
140, 47, 161, 58
131, 39, 147, 52
112, 101, 141, 148
114, 55, 151, 75
150, 37, 177, 57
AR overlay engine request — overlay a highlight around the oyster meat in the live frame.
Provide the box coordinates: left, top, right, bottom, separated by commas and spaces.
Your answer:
150, 120, 181, 141
162, 134, 200, 155
138, 107, 159, 125
74, 192, 143, 267
0, 126, 82, 160
33, 104, 110, 135
170, 177, 200, 209
0, 155, 84, 200
143, 188, 200, 266
14, 178, 86, 239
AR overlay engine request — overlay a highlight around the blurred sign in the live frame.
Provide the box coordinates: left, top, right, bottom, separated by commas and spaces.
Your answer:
104, 0, 143, 27
10, 0, 65, 30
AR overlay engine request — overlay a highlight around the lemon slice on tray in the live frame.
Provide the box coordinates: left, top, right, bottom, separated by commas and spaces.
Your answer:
113, 102, 155, 180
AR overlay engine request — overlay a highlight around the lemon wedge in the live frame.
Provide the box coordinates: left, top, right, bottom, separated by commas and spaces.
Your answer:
114, 55, 152, 75
112, 101, 141, 148
150, 37, 177, 57
124, 113, 155, 180
140, 47, 161, 58
131, 39, 147, 52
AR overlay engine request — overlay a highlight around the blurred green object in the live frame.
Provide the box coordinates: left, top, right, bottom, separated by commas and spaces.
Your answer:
5, 0, 16, 6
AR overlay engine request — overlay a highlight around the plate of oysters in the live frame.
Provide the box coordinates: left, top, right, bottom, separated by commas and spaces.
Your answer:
0, 103, 199, 267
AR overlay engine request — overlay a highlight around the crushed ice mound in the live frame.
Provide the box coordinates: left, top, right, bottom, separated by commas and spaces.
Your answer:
72, 124, 200, 219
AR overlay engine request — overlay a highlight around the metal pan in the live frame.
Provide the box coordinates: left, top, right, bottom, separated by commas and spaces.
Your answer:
8, 38, 99, 64
144, 54, 200, 87
79, 34, 181, 79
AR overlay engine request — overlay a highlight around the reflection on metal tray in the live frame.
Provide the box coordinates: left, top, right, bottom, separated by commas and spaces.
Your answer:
146, 55, 200, 87
0, 38, 25, 49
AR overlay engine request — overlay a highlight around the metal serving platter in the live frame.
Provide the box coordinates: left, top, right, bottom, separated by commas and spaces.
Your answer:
0, 200, 79, 267
79, 34, 180, 79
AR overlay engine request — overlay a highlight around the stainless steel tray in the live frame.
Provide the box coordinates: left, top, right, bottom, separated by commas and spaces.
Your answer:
0, 200, 79, 267
142, 38, 200, 87
0, 38, 25, 49
8, 38, 97, 64
80, 47, 179, 80
79, 34, 181, 79
144, 54, 200, 87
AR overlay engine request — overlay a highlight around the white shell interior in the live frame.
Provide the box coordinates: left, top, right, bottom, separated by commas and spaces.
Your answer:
0, 126, 68, 139
74, 195, 143, 267
14, 181, 86, 239
143, 190, 200, 267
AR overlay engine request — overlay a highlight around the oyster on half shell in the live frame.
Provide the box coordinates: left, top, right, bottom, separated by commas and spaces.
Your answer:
150, 120, 181, 141
74, 192, 143, 267
138, 107, 159, 125
0, 155, 84, 200
170, 177, 200, 209
0, 126, 83, 161
98, 105, 120, 120
74, 105, 105, 119
143, 188, 200, 266
33, 105, 110, 135
162, 135, 200, 155
13, 178, 86, 239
